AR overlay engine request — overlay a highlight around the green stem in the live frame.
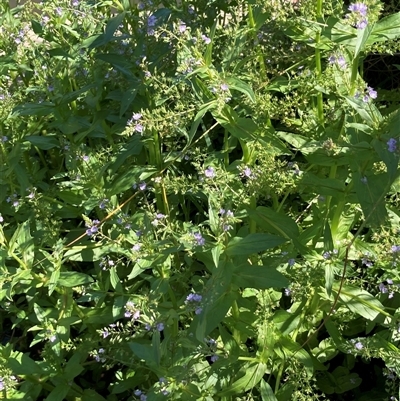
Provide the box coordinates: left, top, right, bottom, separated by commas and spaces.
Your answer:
232, 300, 241, 344
249, 195, 256, 234
275, 358, 286, 393
223, 128, 229, 168
350, 55, 360, 96
315, 0, 324, 126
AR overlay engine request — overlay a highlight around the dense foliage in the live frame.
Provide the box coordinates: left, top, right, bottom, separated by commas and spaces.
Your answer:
1, 0, 400, 400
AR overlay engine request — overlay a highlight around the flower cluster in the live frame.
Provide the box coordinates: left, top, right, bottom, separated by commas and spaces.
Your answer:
346, 3, 368, 29
134, 389, 148, 401
94, 348, 106, 363
193, 232, 205, 246
124, 301, 141, 319
219, 208, 235, 232
379, 279, 396, 299
128, 112, 144, 134
328, 54, 347, 69
185, 293, 203, 314
99, 256, 115, 271
85, 219, 100, 237
387, 138, 397, 153
204, 166, 215, 179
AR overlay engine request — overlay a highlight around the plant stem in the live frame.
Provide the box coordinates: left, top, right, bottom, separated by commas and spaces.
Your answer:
315, 0, 324, 126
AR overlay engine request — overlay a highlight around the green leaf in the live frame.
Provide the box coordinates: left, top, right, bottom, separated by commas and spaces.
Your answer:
345, 96, 382, 126
354, 23, 374, 58
248, 207, 307, 254
109, 266, 123, 292
81, 389, 107, 401
129, 342, 158, 365
12, 102, 55, 117
279, 336, 314, 377
226, 233, 286, 256
225, 76, 256, 103
8, 353, 44, 375
350, 169, 389, 227
334, 284, 389, 320
260, 379, 278, 401
44, 383, 70, 401
57, 272, 94, 287
325, 263, 334, 297
89, 12, 126, 49
368, 12, 400, 44
217, 362, 267, 396
232, 263, 289, 289
204, 20, 217, 66
25, 135, 59, 150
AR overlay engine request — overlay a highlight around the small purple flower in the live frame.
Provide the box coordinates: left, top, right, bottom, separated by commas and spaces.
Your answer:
223, 224, 232, 232
201, 34, 211, 44
367, 86, 377, 99
134, 123, 144, 133
379, 283, 388, 294
0, 214, 3, 223
193, 232, 205, 246
356, 19, 368, 29
361, 176, 368, 184
86, 220, 100, 237
387, 138, 397, 153
102, 329, 109, 338
220, 83, 229, 91
337, 55, 347, 68
210, 354, 219, 362
323, 251, 331, 260
99, 199, 109, 209
148, 15, 157, 27
140, 395, 147, 401
145, 323, 152, 331
288, 258, 296, 267
348, 3, 368, 16
195, 306, 203, 314
354, 341, 364, 350
204, 166, 215, 178
179, 22, 187, 33
139, 182, 147, 191
82, 155, 89, 162
156, 213, 165, 219
0, 136, 8, 143
0, 379, 4, 391
361, 257, 373, 267
55, 6, 63, 16
243, 166, 253, 178
132, 243, 141, 252
328, 55, 336, 64
186, 293, 202, 303
72, 0, 79, 6
134, 390, 142, 396
391, 245, 400, 253
156, 323, 164, 332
